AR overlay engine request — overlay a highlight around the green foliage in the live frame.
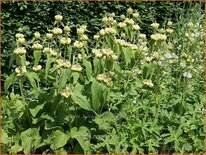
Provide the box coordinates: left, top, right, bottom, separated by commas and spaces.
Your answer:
2, 2, 204, 154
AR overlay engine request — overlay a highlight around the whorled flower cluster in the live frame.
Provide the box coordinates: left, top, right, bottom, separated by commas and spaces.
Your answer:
60, 87, 72, 98
15, 66, 27, 77
96, 73, 113, 86
92, 48, 118, 60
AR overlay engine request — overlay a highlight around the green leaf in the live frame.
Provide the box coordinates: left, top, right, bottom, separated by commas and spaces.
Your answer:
4, 73, 16, 91
33, 50, 41, 66
91, 79, 109, 112
28, 101, 45, 117
25, 72, 37, 89
83, 60, 92, 80
71, 91, 92, 111
51, 130, 70, 150
59, 68, 70, 89
21, 128, 41, 154
71, 126, 91, 153
1, 129, 9, 144
122, 47, 132, 66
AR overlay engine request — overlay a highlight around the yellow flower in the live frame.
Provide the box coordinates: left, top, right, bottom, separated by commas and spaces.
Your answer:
167, 21, 173, 26
60, 37, 71, 45
14, 47, 26, 55
151, 22, 160, 29
71, 64, 82, 72
143, 79, 154, 87
46, 33, 53, 39
124, 18, 135, 25
150, 33, 167, 41
132, 24, 140, 31
133, 13, 139, 18
80, 34, 88, 41
52, 28, 63, 35
118, 22, 126, 28
15, 66, 27, 76
100, 29, 106, 36
127, 7, 133, 14
93, 34, 100, 40
64, 26, 71, 32
73, 41, 84, 49
56, 59, 71, 68
60, 87, 72, 98
92, 49, 102, 58
15, 33, 24, 39
17, 38, 25, 44
32, 65, 42, 72
55, 15, 63, 21
96, 73, 113, 86
139, 34, 147, 40
34, 32, 41, 39
166, 28, 174, 34
32, 43, 43, 50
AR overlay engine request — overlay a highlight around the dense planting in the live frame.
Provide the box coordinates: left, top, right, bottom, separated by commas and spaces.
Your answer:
2, 3, 205, 154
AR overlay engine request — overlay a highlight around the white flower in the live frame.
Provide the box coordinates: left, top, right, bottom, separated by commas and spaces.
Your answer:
164, 52, 172, 59
14, 47, 26, 55
52, 28, 63, 35
55, 15, 63, 21
32, 65, 42, 72
15, 66, 27, 76
183, 72, 192, 78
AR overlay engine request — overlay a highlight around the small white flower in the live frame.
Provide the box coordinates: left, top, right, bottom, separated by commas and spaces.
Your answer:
71, 64, 82, 72
164, 52, 172, 59
64, 26, 71, 32
183, 72, 192, 78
